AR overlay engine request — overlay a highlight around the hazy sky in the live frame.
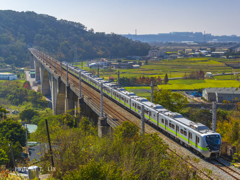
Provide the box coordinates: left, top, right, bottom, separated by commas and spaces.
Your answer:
1, 0, 240, 36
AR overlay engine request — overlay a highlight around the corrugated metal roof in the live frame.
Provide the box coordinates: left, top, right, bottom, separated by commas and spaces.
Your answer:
204, 87, 240, 94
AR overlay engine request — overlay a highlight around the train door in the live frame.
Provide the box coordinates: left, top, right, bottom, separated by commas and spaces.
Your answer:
176, 125, 179, 136
165, 119, 168, 130
195, 136, 199, 148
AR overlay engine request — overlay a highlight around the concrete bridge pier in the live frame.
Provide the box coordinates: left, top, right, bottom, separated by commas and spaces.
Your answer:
56, 80, 65, 115
98, 117, 111, 138
41, 68, 51, 96
50, 75, 58, 115
65, 85, 77, 114
35, 58, 40, 83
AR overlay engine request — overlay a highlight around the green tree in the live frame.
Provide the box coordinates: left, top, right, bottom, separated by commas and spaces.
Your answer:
164, 74, 169, 84
0, 149, 8, 165
153, 89, 188, 112
19, 109, 39, 123
0, 119, 26, 146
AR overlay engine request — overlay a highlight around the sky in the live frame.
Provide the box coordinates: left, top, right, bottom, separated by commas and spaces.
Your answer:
1, 0, 240, 36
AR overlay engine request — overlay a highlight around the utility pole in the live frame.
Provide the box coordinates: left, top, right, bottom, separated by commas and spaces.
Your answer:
151, 81, 154, 103
100, 83, 103, 117
45, 119, 54, 167
97, 64, 99, 77
141, 105, 145, 135
79, 71, 81, 97
9, 143, 15, 168
212, 102, 217, 132
117, 71, 120, 86
25, 124, 28, 155
67, 64, 69, 85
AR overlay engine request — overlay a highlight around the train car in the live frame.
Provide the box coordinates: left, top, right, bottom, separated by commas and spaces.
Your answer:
159, 112, 221, 158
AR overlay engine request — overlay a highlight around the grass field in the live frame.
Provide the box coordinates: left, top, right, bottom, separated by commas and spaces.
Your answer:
157, 79, 240, 90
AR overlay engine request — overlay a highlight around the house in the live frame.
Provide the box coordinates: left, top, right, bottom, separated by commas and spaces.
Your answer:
0, 73, 17, 80
109, 77, 114, 82
148, 50, 166, 57
111, 62, 137, 69
202, 87, 240, 103
185, 49, 193, 54
205, 72, 213, 77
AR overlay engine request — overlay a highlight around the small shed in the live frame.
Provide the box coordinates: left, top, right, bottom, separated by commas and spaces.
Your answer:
109, 77, 114, 82
206, 72, 213, 77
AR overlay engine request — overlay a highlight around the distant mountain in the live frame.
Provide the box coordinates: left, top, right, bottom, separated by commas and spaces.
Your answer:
0, 10, 150, 67
122, 32, 240, 43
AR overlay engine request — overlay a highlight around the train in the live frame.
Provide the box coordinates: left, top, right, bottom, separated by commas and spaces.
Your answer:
61, 61, 221, 159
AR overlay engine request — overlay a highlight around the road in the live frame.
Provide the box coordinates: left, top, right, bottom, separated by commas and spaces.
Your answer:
25, 71, 39, 91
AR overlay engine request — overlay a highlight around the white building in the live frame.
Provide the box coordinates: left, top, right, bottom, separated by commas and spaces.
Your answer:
205, 72, 213, 77
0, 73, 17, 80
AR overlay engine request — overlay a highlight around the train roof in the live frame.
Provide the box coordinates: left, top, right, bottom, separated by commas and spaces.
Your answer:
134, 97, 148, 102
104, 83, 117, 87
117, 88, 125, 91
142, 101, 168, 112
164, 112, 210, 134
121, 91, 136, 96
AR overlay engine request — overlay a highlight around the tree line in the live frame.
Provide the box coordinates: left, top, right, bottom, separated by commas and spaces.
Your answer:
119, 74, 169, 86
182, 70, 205, 79
0, 81, 48, 108
0, 10, 150, 67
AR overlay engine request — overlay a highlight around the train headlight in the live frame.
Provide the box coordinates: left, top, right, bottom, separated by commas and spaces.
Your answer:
207, 146, 211, 152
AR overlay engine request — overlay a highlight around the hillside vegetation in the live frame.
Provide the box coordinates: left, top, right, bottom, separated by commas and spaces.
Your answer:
0, 10, 150, 67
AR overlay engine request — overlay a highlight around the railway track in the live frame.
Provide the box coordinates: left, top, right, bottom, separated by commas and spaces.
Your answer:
208, 159, 240, 180
31, 49, 240, 180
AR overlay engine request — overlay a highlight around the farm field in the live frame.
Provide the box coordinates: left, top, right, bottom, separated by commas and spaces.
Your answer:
72, 57, 240, 81
77, 57, 239, 80
157, 79, 240, 90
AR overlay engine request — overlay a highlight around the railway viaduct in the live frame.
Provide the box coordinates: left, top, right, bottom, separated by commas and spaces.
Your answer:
29, 48, 123, 137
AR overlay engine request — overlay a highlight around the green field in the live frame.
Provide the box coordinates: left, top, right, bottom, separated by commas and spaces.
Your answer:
157, 79, 240, 90
72, 57, 239, 80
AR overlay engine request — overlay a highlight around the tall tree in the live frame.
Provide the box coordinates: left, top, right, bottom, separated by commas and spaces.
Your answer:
164, 74, 169, 85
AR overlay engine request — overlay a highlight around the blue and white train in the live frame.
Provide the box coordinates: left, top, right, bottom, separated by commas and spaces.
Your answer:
62, 61, 221, 159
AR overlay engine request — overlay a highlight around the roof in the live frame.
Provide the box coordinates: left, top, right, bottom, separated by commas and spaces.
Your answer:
26, 124, 38, 133
0, 73, 15, 75
203, 87, 240, 94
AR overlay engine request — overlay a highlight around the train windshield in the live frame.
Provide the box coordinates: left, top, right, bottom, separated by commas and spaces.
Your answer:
205, 135, 221, 150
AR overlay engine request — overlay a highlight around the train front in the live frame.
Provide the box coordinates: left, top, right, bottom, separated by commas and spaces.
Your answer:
203, 134, 221, 159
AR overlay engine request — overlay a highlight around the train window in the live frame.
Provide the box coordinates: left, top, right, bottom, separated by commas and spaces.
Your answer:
180, 129, 183, 134
169, 123, 172, 127
197, 137, 200, 143
149, 112, 152, 116
138, 106, 141, 110
127, 100, 128, 103
184, 131, 187, 136
189, 132, 192, 139
132, 103, 134, 106
162, 119, 164, 123
172, 125, 175, 129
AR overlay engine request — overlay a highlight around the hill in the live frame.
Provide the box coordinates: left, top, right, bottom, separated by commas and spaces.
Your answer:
0, 10, 150, 67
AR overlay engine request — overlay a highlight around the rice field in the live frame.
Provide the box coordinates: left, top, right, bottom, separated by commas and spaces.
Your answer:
157, 79, 240, 90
